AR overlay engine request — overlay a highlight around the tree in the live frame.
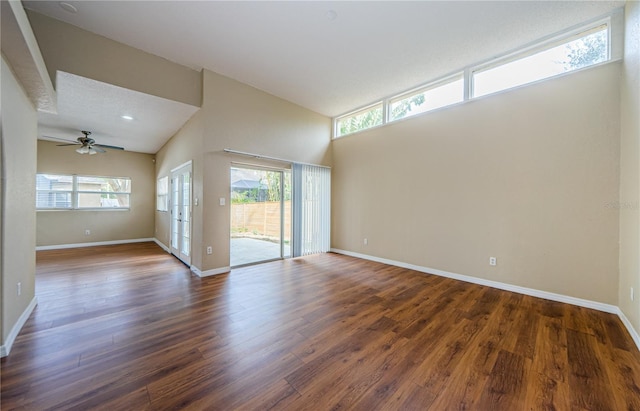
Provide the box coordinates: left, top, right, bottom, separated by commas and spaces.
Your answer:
338, 93, 427, 136
389, 93, 426, 121
262, 172, 280, 202
339, 106, 383, 136
261, 171, 291, 202
562, 30, 607, 71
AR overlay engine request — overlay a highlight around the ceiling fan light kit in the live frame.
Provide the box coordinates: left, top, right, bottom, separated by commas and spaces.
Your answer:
75, 146, 97, 155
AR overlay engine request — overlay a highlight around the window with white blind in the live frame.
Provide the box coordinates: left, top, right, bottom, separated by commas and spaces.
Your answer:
157, 176, 169, 211
36, 174, 131, 210
36, 174, 73, 209
292, 164, 331, 256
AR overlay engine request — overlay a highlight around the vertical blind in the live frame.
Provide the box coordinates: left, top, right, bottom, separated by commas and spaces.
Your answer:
292, 163, 331, 257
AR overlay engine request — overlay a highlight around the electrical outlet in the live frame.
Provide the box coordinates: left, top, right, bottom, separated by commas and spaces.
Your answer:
206, 246, 213, 255
364, 238, 368, 245
17, 282, 21, 296
631, 287, 635, 301
85, 229, 91, 236
489, 257, 497, 266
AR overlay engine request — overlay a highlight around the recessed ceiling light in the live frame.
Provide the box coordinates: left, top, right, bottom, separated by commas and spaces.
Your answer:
59, 2, 77, 14
326, 10, 338, 21
121, 115, 134, 120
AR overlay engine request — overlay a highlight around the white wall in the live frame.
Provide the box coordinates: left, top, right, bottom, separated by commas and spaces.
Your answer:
155, 110, 204, 268
619, 0, 640, 336
332, 62, 621, 305
1, 55, 38, 354
155, 70, 331, 273
36, 140, 156, 247
26, 11, 201, 107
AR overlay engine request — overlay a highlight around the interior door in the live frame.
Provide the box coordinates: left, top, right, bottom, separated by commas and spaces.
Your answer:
171, 162, 192, 266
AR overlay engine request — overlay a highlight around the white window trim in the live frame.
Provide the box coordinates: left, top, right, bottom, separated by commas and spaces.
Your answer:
157, 176, 169, 212
334, 101, 384, 138
386, 73, 465, 123
470, 19, 611, 98
332, 9, 622, 139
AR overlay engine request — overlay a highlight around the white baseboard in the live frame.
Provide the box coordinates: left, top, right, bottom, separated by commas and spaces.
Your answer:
153, 238, 171, 253
141, 239, 232, 277
616, 308, 640, 350
330, 248, 640, 351
36, 238, 156, 251
1, 296, 37, 358
190, 265, 230, 278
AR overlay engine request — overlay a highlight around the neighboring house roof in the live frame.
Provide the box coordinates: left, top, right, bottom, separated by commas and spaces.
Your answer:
231, 179, 267, 190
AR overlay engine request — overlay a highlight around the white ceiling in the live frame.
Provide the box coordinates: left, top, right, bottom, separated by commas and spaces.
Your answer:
22, 0, 624, 153
38, 72, 199, 154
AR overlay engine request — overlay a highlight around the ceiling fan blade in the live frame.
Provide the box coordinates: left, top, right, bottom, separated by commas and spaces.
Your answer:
91, 146, 107, 153
43, 135, 80, 144
56, 143, 81, 147
94, 143, 125, 151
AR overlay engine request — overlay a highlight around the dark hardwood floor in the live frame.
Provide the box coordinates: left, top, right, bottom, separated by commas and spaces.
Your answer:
2, 242, 639, 410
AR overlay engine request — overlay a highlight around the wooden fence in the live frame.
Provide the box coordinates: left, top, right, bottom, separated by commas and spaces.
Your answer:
231, 201, 291, 240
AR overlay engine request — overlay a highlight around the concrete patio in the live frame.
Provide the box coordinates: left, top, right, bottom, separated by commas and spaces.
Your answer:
230, 237, 291, 267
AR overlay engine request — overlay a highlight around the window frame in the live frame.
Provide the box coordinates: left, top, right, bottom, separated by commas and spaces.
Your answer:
334, 101, 384, 138
332, 13, 619, 139
36, 174, 74, 210
36, 174, 132, 211
156, 176, 169, 212
469, 20, 610, 99
387, 73, 465, 123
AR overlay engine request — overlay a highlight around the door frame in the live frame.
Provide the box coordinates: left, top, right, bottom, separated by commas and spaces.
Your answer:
170, 161, 192, 266
229, 164, 291, 267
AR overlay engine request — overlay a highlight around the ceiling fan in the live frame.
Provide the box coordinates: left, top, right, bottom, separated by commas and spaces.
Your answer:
49, 131, 125, 155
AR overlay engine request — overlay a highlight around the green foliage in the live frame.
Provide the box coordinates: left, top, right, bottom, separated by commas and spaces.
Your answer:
261, 171, 291, 202
338, 106, 383, 136
562, 30, 607, 71
232, 171, 291, 204
390, 93, 426, 121
338, 92, 428, 136
232, 190, 251, 204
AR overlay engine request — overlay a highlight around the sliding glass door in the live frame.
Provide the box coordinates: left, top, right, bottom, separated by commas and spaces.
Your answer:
230, 166, 291, 267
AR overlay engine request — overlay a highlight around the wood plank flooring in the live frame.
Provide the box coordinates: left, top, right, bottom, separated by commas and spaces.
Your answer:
2, 242, 640, 410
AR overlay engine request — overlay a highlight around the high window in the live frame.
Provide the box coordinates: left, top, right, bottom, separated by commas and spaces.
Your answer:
472, 25, 608, 98
335, 103, 383, 138
389, 76, 464, 122
36, 174, 131, 210
333, 17, 616, 139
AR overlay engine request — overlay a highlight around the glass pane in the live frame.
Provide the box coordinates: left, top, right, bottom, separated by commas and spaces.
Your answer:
171, 219, 178, 249
78, 193, 129, 208
77, 176, 131, 193
336, 103, 384, 137
36, 174, 72, 191
157, 176, 168, 195
36, 192, 72, 208
230, 167, 283, 266
283, 171, 291, 258
389, 77, 464, 121
473, 26, 608, 98
157, 176, 169, 211
171, 176, 180, 249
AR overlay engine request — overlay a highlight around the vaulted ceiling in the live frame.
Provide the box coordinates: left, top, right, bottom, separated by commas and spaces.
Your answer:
21, 0, 624, 153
